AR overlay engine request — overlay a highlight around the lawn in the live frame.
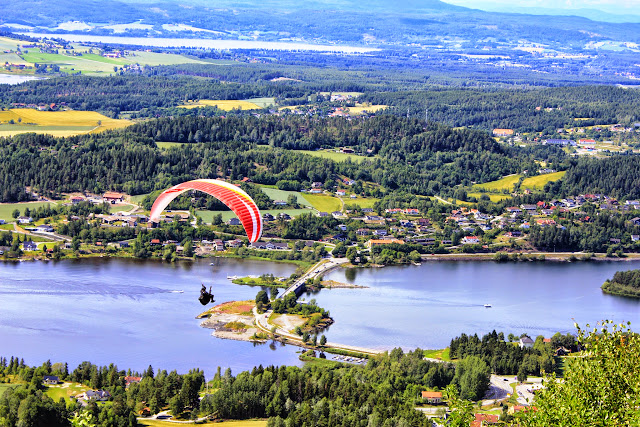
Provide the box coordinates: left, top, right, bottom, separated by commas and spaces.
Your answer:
196, 208, 313, 224
473, 174, 522, 192
423, 348, 452, 361
45, 381, 92, 402
129, 193, 151, 204
260, 188, 313, 208
297, 149, 370, 163
0, 109, 131, 136
0, 202, 55, 221
521, 171, 566, 190
179, 100, 261, 111
0, 383, 18, 394
300, 194, 342, 213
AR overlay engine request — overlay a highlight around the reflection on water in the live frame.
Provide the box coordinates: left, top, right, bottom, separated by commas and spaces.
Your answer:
2, 258, 640, 375
312, 260, 640, 351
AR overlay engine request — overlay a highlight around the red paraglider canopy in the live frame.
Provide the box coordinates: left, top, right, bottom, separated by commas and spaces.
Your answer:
150, 179, 262, 242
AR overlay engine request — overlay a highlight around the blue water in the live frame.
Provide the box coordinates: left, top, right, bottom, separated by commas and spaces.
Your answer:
2, 258, 640, 376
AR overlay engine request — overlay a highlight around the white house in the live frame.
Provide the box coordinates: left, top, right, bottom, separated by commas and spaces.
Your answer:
519, 336, 534, 349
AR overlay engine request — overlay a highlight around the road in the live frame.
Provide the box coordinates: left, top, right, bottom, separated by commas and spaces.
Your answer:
482, 375, 516, 406
280, 257, 349, 298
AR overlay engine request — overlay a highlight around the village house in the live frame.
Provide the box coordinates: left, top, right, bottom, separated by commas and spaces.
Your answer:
43, 375, 60, 385
124, 376, 142, 388
472, 413, 500, 425
22, 241, 37, 251
17, 216, 33, 224
317, 212, 328, 218
519, 336, 534, 349
336, 190, 347, 196
273, 200, 287, 206
462, 236, 480, 245
373, 229, 388, 237
71, 196, 85, 204
77, 390, 111, 401
366, 239, 405, 248
420, 391, 443, 404
228, 218, 241, 226
311, 182, 323, 188
492, 129, 514, 137
103, 192, 124, 203
520, 204, 538, 214
35, 224, 54, 233
336, 224, 347, 231
214, 240, 224, 251
356, 228, 371, 236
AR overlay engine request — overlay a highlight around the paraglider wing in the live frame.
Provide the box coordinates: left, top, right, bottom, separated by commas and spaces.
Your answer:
150, 179, 262, 242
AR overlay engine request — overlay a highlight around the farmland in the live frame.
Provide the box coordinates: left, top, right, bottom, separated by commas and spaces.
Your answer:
347, 104, 388, 114
1, 36, 207, 76
0, 201, 56, 221
260, 188, 313, 208
521, 171, 566, 190
179, 100, 261, 110
473, 174, 522, 192
298, 149, 370, 163
0, 109, 131, 137
301, 193, 342, 213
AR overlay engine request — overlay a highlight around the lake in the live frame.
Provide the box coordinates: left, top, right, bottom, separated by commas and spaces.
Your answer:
20, 34, 380, 53
0, 75, 45, 85
1, 258, 639, 377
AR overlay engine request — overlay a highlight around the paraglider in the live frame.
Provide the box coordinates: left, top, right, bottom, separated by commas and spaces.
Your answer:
150, 179, 263, 242
199, 284, 214, 305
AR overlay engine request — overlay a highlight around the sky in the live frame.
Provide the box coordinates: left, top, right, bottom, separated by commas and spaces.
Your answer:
443, 0, 640, 16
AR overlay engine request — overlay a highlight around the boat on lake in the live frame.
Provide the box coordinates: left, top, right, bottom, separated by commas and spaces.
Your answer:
484, 304, 492, 308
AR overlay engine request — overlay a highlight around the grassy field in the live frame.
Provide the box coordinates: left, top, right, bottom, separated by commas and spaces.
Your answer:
467, 192, 511, 202
473, 174, 521, 192
14, 44, 206, 76
423, 348, 452, 361
301, 194, 342, 213
0, 202, 55, 221
246, 97, 276, 108
155, 141, 188, 150
342, 196, 379, 209
179, 100, 261, 111
521, 171, 566, 190
260, 188, 313, 208
129, 193, 151, 204
0, 383, 18, 395
196, 208, 313, 224
297, 149, 370, 163
347, 104, 388, 114
139, 420, 267, 427
45, 382, 92, 402
0, 109, 131, 136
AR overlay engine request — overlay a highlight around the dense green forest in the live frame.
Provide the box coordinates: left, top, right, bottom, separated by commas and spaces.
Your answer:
0, 116, 566, 202
449, 331, 577, 378
601, 269, 640, 298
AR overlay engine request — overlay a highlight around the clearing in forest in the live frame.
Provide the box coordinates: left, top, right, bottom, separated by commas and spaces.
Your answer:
179, 100, 261, 110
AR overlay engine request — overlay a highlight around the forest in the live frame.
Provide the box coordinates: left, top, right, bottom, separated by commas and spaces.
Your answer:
601, 269, 640, 298
449, 331, 578, 379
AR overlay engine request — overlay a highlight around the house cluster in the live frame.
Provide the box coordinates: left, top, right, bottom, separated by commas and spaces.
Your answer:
94, 212, 149, 228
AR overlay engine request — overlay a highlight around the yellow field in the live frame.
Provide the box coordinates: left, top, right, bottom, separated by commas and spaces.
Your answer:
347, 104, 388, 114
179, 100, 261, 111
0, 109, 131, 136
473, 174, 522, 192
473, 171, 566, 193
521, 171, 566, 189
467, 192, 511, 202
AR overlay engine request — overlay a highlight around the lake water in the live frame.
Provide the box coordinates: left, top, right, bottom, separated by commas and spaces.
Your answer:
1, 258, 640, 377
20, 34, 379, 53
316, 261, 640, 350
0, 75, 45, 85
